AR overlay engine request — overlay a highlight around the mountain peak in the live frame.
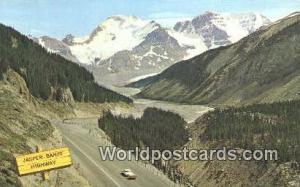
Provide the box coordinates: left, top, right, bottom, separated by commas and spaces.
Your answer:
62, 34, 75, 45
102, 15, 147, 27
202, 11, 219, 16
66, 16, 160, 64
173, 12, 270, 45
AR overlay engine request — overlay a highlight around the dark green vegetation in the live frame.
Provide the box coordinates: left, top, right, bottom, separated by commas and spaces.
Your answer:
99, 108, 188, 183
202, 100, 300, 163
98, 107, 188, 151
0, 24, 131, 103
131, 14, 300, 105
126, 74, 159, 88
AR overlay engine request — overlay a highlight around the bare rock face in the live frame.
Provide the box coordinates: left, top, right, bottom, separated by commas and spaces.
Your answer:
4, 69, 31, 101
37, 36, 79, 63
62, 34, 75, 45
175, 12, 231, 48
174, 11, 270, 48
93, 27, 187, 82
51, 87, 75, 104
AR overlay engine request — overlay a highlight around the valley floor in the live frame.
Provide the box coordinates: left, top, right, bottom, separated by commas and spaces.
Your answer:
109, 86, 213, 123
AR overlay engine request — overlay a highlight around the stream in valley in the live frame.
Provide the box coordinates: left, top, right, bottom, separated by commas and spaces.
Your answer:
110, 86, 213, 123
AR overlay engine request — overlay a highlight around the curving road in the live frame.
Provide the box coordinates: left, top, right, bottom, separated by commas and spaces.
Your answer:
53, 119, 179, 187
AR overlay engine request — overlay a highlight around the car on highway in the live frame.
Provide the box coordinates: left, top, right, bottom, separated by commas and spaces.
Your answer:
121, 169, 137, 180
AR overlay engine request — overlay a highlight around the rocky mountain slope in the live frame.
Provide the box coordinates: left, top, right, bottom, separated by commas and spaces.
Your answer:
175, 100, 300, 187
131, 12, 300, 105
171, 11, 270, 58
0, 69, 91, 187
31, 36, 79, 63
36, 12, 270, 85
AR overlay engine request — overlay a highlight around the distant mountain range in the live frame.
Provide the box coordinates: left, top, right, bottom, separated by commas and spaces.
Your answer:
130, 12, 300, 105
29, 35, 78, 63
32, 12, 271, 85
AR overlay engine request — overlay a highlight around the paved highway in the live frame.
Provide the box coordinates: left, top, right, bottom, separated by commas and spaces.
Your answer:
53, 119, 178, 187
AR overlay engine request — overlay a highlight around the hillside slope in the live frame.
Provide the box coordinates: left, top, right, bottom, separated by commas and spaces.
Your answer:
0, 23, 132, 187
132, 13, 300, 105
0, 24, 131, 103
0, 70, 93, 187
175, 100, 300, 186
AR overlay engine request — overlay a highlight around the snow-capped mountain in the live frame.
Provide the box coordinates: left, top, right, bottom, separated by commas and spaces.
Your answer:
92, 26, 187, 80
65, 16, 161, 65
171, 11, 271, 59
34, 12, 271, 85
63, 15, 187, 84
30, 36, 78, 63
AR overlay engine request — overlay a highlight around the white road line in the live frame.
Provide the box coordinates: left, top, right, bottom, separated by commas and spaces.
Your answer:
63, 135, 122, 187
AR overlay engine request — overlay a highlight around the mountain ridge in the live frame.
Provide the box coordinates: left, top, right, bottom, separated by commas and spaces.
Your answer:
35, 12, 270, 85
130, 13, 300, 105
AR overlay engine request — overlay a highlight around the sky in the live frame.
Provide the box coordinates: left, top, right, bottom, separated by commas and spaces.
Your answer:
0, 0, 299, 39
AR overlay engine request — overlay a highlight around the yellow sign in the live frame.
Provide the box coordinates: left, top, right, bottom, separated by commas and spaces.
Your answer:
16, 147, 72, 175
